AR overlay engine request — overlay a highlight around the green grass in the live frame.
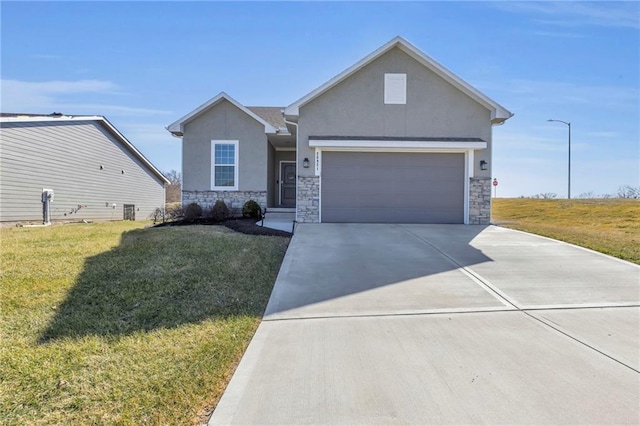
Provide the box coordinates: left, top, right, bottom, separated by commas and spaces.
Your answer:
492, 198, 640, 264
0, 221, 289, 425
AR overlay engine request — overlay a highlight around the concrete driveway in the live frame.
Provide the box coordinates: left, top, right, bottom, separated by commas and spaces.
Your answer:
210, 224, 640, 425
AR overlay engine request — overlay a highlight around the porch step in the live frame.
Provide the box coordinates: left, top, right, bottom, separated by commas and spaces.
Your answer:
259, 208, 296, 233
264, 211, 295, 221
267, 207, 295, 213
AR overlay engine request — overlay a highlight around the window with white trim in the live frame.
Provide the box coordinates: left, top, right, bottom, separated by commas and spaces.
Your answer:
384, 73, 407, 104
211, 140, 238, 190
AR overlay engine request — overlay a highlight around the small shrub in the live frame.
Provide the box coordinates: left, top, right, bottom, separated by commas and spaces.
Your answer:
148, 207, 165, 224
242, 200, 262, 219
183, 202, 202, 221
209, 200, 230, 222
165, 202, 183, 220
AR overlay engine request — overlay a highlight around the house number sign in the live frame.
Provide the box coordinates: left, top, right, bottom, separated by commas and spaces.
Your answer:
315, 150, 321, 176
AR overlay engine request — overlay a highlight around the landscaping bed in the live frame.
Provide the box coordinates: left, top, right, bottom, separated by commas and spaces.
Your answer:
154, 217, 292, 237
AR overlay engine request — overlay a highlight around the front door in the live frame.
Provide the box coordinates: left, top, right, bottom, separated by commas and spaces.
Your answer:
280, 162, 296, 207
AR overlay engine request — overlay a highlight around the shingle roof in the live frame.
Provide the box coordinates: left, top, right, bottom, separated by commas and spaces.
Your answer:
246, 107, 286, 129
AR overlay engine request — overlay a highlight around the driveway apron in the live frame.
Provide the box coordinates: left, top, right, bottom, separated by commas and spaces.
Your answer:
209, 224, 640, 425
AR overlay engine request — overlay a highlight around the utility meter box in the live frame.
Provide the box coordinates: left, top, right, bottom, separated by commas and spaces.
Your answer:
41, 189, 54, 203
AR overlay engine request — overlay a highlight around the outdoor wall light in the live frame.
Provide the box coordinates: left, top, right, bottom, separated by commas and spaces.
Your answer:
480, 160, 488, 171
303, 158, 310, 168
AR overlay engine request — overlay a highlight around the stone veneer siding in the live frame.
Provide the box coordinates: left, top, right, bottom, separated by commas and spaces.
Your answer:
182, 190, 266, 216
468, 177, 491, 225
297, 176, 319, 223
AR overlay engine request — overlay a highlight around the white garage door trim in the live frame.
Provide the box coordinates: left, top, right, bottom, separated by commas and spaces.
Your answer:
316, 148, 474, 224
309, 139, 487, 150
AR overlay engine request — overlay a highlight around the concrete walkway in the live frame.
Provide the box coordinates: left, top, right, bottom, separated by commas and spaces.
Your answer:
210, 224, 640, 425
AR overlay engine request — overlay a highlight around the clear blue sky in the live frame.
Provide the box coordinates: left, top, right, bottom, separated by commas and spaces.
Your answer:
2, 1, 638, 197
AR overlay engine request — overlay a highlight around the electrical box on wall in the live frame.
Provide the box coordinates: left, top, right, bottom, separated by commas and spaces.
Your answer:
41, 189, 54, 203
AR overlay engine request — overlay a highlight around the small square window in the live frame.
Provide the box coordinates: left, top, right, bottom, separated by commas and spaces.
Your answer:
384, 73, 407, 105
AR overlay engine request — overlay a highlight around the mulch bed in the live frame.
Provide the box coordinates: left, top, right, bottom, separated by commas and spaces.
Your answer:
152, 217, 292, 237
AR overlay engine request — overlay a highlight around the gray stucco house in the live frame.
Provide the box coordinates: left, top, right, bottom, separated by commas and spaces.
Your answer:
168, 37, 512, 224
0, 114, 169, 223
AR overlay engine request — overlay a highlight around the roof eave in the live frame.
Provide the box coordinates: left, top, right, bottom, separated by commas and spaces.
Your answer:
285, 36, 406, 116
491, 108, 514, 126
98, 117, 171, 185
167, 92, 276, 136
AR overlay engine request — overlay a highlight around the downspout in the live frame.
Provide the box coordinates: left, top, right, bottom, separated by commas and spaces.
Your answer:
23, 189, 54, 227
165, 126, 185, 207
283, 116, 299, 226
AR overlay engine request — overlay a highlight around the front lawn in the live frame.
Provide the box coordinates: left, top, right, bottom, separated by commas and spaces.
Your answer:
492, 198, 640, 264
0, 221, 289, 425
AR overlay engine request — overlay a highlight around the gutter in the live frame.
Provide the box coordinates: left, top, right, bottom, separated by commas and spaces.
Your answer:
283, 114, 299, 226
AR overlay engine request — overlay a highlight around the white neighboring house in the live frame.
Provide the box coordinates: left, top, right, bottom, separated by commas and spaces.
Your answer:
0, 113, 169, 224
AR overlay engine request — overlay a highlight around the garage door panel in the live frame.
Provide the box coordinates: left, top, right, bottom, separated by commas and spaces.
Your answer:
322, 179, 362, 193
323, 207, 462, 224
321, 152, 464, 224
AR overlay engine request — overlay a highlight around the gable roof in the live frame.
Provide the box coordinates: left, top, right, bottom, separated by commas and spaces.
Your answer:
166, 92, 277, 137
284, 36, 513, 125
0, 114, 170, 185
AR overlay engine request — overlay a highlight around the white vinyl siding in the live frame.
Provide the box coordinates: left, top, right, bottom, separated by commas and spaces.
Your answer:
211, 140, 239, 190
0, 120, 166, 222
384, 73, 407, 104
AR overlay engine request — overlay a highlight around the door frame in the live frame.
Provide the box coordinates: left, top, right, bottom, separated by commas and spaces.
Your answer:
279, 161, 296, 207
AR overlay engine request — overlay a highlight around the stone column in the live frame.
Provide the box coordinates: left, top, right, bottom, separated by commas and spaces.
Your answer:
468, 178, 491, 225
296, 176, 320, 223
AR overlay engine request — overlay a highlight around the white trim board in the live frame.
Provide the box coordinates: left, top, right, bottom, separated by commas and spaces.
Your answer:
464, 150, 473, 225
309, 140, 487, 151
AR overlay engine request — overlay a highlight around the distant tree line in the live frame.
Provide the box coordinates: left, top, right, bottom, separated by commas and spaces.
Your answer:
519, 185, 639, 199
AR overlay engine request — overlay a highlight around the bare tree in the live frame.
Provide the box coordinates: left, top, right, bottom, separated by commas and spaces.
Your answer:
530, 193, 557, 199
577, 191, 595, 199
617, 185, 639, 199
164, 170, 182, 204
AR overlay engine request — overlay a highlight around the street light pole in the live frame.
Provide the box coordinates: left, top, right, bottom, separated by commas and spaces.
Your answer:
547, 119, 571, 199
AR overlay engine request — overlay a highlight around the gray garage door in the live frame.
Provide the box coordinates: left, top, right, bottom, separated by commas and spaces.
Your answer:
321, 152, 464, 223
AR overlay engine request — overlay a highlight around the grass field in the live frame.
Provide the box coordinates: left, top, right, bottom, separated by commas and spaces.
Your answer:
0, 221, 289, 425
492, 198, 640, 264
